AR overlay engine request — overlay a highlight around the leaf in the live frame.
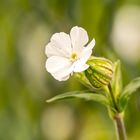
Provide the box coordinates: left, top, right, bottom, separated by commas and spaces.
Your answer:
46, 90, 109, 106
111, 60, 122, 98
119, 77, 140, 111
122, 77, 140, 98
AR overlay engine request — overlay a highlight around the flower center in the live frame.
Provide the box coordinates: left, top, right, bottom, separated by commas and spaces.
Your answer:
70, 52, 78, 61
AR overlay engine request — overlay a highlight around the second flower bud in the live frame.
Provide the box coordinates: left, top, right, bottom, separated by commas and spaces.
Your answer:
85, 56, 113, 89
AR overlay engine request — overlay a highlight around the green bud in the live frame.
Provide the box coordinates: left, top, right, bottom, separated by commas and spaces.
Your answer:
85, 56, 113, 88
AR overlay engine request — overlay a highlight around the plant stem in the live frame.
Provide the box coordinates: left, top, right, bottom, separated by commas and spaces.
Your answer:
114, 114, 127, 140
108, 84, 127, 140
108, 83, 119, 111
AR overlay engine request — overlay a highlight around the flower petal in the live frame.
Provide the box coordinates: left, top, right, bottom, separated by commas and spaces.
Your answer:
51, 64, 74, 81
72, 39, 95, 72
73, 60, 89, 72
84, 38, 95, 51
45, 42, 65, 57
79, 39, 96, 62
70, 26, 89, 53
47, 32, 72, 57
51, 73, 70, 81
46, 56, 73, 81
46, 56, 71, 73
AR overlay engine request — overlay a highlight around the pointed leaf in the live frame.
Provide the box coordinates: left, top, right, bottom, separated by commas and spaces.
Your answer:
119, 77, 140, 111
111, 60, 122, 98
47, 90, 109, 106
122, 77, 140, 98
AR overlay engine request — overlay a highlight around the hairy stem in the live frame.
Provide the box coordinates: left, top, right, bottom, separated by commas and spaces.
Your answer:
114, 114, 127, 140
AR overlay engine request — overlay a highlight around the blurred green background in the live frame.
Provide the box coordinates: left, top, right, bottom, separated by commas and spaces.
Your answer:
0, 0, 140, 140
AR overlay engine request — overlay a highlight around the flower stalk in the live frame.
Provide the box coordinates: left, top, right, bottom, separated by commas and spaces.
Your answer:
108, 83, 119, 112
108, 84, 127, 140
114, 114, 127, 140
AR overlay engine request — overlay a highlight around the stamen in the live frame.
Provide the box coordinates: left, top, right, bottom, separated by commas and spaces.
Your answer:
71, 53, 77, 61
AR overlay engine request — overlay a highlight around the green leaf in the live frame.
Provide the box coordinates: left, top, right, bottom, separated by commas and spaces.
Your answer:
46, 90, 109, 106
111, 60, 122, 98
119, 77, 140, 111
122, 77, 140, 98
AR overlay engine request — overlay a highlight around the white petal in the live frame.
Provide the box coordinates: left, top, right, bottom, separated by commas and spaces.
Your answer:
84, 38, 95, 51
72, 39, 95, 72
49, 32, 72, 57
46, 56, 71, 73
51, 73, 70, 81
70, 26, 89, 53
45, 42, 65, 57
73, 60, 89, 72
51, 64, 74, 81
46, 56, 74, 81
79, 39, 96, 63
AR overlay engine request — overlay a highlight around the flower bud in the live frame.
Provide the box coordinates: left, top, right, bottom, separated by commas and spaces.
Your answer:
85, 57, 113, 88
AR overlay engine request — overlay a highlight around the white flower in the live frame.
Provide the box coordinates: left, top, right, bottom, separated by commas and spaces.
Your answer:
45, 26, 95, 81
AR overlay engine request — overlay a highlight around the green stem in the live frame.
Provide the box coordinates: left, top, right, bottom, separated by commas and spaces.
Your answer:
108, 83, 119, 112
108, 83, 127, 140
114, 114, 127, 140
